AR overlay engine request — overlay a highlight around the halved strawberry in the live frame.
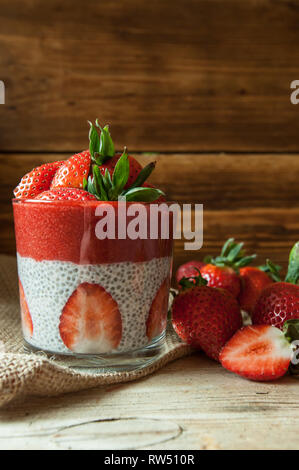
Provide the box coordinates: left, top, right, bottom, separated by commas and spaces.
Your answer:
59, 282, 122, 353
50, 150, 91, 189
14, 161, 64, 199
35, 188, 97, 201
146, 278, 170, 341
219, 325, 293, 381
19, 280, 33, 337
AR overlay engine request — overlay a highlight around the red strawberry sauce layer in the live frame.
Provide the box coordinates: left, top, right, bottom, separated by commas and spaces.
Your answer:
13, 200, 173, 264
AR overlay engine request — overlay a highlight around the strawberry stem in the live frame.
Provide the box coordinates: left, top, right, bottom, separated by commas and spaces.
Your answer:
259, 259, 281, 282
179, 268, 208, 290
88, 121, 115, 164
206, 238, 256, 272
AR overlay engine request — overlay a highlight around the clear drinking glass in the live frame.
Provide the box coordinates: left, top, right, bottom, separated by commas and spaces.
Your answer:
13, 198, 173, 371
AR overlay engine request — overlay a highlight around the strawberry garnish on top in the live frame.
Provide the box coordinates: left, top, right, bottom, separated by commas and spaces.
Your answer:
200, 238, 256, 298
219, 324, 293, 382
82, 121, 165, 202
172, 270, 242, 361
13, 121, 165, 203
13, 160, 64, 199
50, 150, 91, 190
252, 242, 299, 330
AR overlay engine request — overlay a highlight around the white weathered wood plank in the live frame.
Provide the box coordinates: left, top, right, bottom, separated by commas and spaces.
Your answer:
0, 354, 298, 450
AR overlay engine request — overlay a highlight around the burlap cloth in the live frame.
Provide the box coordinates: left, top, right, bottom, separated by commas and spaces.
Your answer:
0, 255, 192, 407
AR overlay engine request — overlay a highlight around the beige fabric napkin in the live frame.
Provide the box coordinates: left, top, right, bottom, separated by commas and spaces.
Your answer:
0, 255, 192, 407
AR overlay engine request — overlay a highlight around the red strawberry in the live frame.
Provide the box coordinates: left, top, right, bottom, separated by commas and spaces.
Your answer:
172, 274, 242, 361
252, 242, 299, 330
50, 150, 91, 189
238, 267, 273, 314
252, 282, 299, 330
200, 264, 241, 298
35, 188, 97, 201
201, 239, 256, 298
175, 260, 206, 288
59, 282, 122, 353
146, 278, 170, 341
19, 280, 33, 337
219, 325, 293, 381
14, 161, 64, 199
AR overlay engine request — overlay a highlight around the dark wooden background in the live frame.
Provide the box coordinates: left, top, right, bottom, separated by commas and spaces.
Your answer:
1, 0, 299, 272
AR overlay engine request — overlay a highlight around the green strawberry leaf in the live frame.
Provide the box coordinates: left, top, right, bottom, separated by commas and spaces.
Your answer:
88, 122, 100, 160
111, 148, 130, 196
207, 238, 256, 271
179, 268, 208, 290
259, 259, 281, 282
235, 254, 257, 267
92, 165, 108, 201
101, 168, 113, 195
87, 176, 97, 197
124, 187, 164, 202
227, 242, 244, 262
99, 124, 115, 159
221, 238, 235, 257
285, 241, 299, 284
126, 162, 156, 190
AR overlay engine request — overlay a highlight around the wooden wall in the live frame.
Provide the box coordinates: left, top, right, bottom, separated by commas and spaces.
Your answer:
1, 0, 299, 272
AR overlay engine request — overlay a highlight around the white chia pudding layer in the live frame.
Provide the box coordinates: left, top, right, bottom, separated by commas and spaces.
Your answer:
17, 254, 172, 354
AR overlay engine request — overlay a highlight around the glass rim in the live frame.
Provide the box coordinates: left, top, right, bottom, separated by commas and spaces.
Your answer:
12, 198, 177, 206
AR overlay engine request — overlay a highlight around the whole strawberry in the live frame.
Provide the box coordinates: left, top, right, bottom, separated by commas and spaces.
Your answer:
14, 160, 64, 199
252, 242, 299, 330
172, 273, 242, 361
238, 267, 273, 314
201, 239, 256, 298
175, 260, 206, 288
50, 150, 91, 189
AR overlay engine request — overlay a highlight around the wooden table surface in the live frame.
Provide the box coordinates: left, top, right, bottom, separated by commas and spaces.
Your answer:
0, 353, 298, 450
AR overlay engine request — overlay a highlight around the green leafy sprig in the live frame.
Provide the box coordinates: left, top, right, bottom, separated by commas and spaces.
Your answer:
84, 121, 165, 202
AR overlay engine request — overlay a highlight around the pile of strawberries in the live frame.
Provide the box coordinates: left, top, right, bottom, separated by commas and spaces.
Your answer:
173, 239, 299, 382
14, 121, 164, 203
